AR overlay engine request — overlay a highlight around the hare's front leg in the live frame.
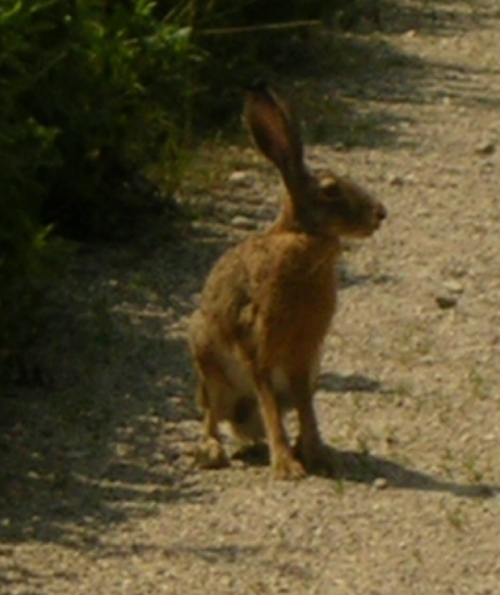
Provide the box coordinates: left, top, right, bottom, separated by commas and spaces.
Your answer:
290, 372, 333, 476
255, 376, 306, 480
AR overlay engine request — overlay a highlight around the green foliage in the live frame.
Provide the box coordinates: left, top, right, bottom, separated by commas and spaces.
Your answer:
0, 0, 197, 370
9, 0, 196, 237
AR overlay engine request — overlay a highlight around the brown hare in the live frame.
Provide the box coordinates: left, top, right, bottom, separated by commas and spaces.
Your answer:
188, 82, 386, 480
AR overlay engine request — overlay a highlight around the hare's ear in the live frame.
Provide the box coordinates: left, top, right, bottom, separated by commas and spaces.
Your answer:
243, 81, 306, 185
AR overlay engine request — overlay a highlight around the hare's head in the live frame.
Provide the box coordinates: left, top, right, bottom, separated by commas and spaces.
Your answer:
244, 82, 387, 238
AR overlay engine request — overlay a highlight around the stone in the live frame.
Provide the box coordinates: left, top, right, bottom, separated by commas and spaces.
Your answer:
475, 141, 496, 156
228, 171, 250, 184
389, 175, 406, 186
442, 280, 464, 294
231, 215, 256, 230
436, 295, 458, 309
373, 477, 388, 490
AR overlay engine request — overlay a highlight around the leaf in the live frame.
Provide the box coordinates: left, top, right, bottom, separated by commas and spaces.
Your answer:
0, 1, 22, 24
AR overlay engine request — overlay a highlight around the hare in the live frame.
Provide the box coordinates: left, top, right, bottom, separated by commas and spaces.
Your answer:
188, 82, 386, 480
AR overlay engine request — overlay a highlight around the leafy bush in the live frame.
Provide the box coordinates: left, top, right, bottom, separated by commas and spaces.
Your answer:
0, 0, 197, 372
13, 1, 196, 237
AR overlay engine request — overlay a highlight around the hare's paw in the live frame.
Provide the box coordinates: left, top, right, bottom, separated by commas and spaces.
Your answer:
271, 448, 306, 480
196, 437, 230, 470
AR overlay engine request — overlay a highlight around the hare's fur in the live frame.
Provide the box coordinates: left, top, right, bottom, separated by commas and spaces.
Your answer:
188, 83, 386, 479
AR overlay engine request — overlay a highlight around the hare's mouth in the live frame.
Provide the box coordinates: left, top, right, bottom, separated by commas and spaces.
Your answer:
352, 215, 385, 237
367, 219, 384, 235
340, 201, 387, 238
375, 202, 388, 222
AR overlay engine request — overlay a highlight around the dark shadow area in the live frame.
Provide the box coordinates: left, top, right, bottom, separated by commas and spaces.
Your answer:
201, 7, 465, 152
0, 232, 236, 549
318, 372, 383, 393
339, 266, 401, 289
232, 445, 498, 499
327, 447, 499, 498
381, 0, 498, 37
290, 34, 427, 150
163, 543, 264, 564
288, 2, 500, 151
0, 331, 205, 545
232, 443, 271, 467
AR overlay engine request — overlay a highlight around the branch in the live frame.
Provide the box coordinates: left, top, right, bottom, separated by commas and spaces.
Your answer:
194, 20, 322, 37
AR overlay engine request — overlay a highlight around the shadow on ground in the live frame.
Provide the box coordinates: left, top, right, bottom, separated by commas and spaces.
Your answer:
0, 233, 234, 548
234, 444, 499, 499
318, 371, 383, 393
291, 2, 500, 149
328, 448, 498, 498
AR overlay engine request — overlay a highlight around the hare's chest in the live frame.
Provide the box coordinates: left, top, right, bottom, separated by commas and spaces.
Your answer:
253, 265, 336, 364
265, 252, 337, 317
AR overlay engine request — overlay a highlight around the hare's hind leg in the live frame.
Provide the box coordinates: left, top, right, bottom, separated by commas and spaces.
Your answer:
195, 380, 230, 469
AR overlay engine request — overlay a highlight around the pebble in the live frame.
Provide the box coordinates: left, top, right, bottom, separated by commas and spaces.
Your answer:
436, 295, 458, 309
220, 575, 234, 587
442, 280, 464, 294
373, 477, 388, 490
475, 141, 496, 156
421, 355, 436, 365
228, 171, 251, 184
231, 215, 256, 229
389, 175, 406, 187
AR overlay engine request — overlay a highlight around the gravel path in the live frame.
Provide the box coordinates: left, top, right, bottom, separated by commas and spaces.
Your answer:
2, 1, 500, 593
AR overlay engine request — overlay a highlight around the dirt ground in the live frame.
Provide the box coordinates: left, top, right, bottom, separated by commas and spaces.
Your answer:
1, 1, 500, 593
